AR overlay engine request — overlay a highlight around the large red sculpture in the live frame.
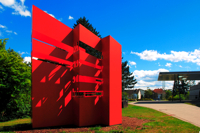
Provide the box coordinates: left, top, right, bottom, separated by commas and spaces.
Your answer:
31, 5, 122, 128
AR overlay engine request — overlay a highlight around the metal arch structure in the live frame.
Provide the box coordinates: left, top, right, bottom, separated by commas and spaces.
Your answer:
31, 5, 122, 128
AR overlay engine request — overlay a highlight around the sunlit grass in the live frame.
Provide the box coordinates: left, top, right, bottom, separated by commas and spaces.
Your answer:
0, 118, 31, 127
122, 105, 200, 133
1, 105, 200, 133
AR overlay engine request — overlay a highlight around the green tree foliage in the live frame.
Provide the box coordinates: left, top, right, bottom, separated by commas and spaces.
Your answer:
145, 89, 153, 98
122, 92, 128, 100
122, 61, 137, 91
0, 39, 31, 121
73, 16, 101, 38
73, 16, 102, 59
165, 90, 172, 99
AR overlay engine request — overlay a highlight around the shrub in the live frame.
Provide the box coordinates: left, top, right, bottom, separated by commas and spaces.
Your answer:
168, 94, 186, 100
122, 92, 128, 100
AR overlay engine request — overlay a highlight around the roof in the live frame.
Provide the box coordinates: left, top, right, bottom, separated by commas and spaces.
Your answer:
153, 89, 165, 94
125, 89, 140, 95
158, 71, 200, 81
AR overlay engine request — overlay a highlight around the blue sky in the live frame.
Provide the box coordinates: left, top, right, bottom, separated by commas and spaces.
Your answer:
0, 0, 200, 90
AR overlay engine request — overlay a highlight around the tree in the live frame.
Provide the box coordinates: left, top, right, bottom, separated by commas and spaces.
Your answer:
73, 16, 102, 59
145, 89, 153, 98
165, 90, 172, 100
122, 60, 137, 91
73, 16, 101, 38
173, 79, 191, 102
0, 39, 31, 121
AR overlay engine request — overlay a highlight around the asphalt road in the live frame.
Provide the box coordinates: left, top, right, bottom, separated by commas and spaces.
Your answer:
129, 101, 200, 127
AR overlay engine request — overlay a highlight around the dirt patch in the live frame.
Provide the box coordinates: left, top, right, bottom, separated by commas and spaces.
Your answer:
14, 117, 149, 133
100, 117, 149, 132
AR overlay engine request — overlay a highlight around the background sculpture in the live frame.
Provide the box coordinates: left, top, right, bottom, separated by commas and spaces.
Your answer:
31, 5, 122, 128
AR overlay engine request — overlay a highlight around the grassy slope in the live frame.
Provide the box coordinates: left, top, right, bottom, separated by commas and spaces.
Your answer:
0, 118, 31, 131
122, 105, 200, 133
0, 105, 200, 133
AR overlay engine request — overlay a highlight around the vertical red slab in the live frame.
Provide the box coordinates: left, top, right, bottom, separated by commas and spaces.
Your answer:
109, 36, 122, 125
101, 37, 110, 125
32, 5, 74, 128
72, 25, 104, 126
101, 36, 122, 125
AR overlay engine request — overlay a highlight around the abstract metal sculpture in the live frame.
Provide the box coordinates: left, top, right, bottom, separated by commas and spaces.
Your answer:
31, 5, 122, 128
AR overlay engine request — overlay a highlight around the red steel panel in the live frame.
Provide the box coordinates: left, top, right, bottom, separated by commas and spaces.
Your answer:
101, 36, 110, 125
109, 36, 122, 125
32, 30, 73, 53
32, 51, 72, 67
32, 39, 72, 62
32, 59, 74, 128
101, 36, 122, 125
32, 5, 72, 43
74, 24, 101, 51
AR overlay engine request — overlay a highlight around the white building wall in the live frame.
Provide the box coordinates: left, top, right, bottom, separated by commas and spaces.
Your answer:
138, 91, 141, 99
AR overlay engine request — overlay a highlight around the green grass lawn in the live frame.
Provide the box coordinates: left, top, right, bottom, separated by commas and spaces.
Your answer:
0, 117, 32, 132
1, 105, 200, 133
122, 105, 200, 133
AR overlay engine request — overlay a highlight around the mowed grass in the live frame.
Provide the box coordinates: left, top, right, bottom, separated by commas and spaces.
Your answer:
1, 105, 200, 133
0, 117, 31, 131
122, 105, 200, 133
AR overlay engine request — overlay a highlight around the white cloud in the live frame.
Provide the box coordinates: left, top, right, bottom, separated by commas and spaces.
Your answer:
18, 51, 25, 55
132, 68, 173, 90
129, 61, 136, 68
0, 0, 31, 17
20, 0, 24, 5
49, 14, 55, 18
68, 15, 74, 20
125, 63, 131, 68
44, 11, 55, 18
0, 0, 15, 6
14, 32, 17, 35
179, 65, 182, 68
129, 61, 136, 66
6, 30, 12, 33
133, 68, 169, 79
158, 62, 161, 66
0, 5, 3, 9
165, 63, 172, 67
19, 51, 30, 55
23, 56, 31, 63
131, 49, 200, 66
0, 24, 6, 28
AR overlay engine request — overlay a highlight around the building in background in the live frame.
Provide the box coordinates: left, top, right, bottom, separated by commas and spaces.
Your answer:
189, 83, 200, 100
153, 88, 166, 100
125, 89, 145, 99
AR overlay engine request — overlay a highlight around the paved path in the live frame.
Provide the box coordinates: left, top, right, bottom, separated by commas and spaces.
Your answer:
129, 101, 200, 127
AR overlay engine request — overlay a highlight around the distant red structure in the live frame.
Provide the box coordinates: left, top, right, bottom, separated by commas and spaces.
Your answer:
31, 5, 122, 128
153, 88, 165, 94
